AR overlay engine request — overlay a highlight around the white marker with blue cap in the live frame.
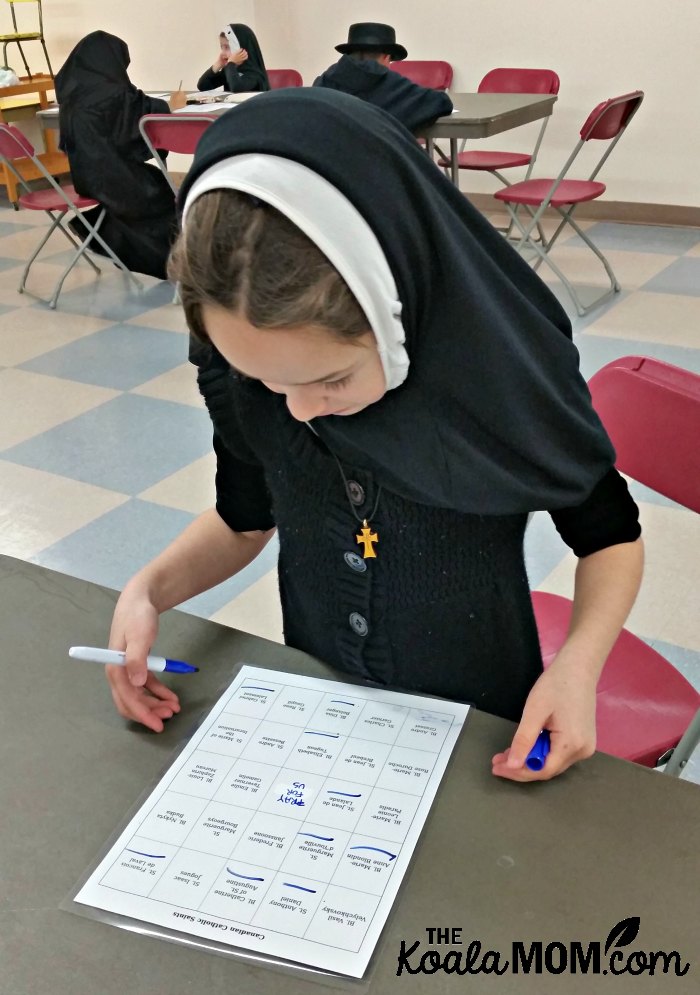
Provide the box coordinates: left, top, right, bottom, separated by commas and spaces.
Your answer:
68, 646, 198, 675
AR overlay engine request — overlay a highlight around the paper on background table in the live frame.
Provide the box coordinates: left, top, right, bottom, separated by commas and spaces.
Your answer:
74, 665, 469, 978
187, 86, 225, 99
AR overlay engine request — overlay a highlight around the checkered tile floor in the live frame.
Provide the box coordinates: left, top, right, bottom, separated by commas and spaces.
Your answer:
0, 202, 698, 782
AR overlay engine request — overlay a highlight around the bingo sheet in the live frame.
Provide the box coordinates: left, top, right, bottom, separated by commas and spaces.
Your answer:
75, 666, 469, 978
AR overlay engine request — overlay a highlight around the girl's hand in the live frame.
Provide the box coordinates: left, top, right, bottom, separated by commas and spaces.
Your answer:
491, 653, 597, 781
213, 52, 227, 71
168, 89, 187, 111
106, 587, 180, 733
228, 48, 248, 66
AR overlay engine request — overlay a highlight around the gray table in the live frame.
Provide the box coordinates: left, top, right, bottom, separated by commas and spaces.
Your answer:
420, 91, 558, 184
2, 554, 699, 994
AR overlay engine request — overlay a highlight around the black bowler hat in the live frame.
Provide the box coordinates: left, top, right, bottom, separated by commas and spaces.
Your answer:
335, 22, 408, 62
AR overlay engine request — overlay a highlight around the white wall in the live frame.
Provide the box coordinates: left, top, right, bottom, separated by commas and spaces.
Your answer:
44, 0, 255, 91
252, 0, 700, 208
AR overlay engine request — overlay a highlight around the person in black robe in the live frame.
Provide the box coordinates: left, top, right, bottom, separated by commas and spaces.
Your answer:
197, 23, 270, 94
313, 22, 452, 133
105, 89, 643, 784
55, 31, 177, 280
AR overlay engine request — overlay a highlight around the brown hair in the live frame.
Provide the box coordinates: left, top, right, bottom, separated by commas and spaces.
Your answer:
168, 189, 369, 343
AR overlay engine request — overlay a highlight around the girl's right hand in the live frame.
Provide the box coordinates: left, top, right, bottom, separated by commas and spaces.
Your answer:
213, 52, 227, 72
106, 587, 180, 733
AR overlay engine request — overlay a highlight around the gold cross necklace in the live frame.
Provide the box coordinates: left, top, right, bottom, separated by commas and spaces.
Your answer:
330, 452, 382, 559
305, 423, 382, 559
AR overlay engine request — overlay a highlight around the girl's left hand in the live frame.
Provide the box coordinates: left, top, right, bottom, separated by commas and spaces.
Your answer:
491, 654, 598, 781
228, 48, 248, 66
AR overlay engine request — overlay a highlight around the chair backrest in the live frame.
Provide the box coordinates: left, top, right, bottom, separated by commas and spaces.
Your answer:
478, 67, 560, 96
139, 113, 215, 195
391, 60, 453, 90
580, 90, 644, 141
139, 113, 214, 156
0, 122, 35, 160
267, 68, 303, 89
588, 356, 700, 513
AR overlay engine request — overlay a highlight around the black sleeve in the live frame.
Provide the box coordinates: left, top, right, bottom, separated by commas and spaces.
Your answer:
549, 468, 641, 558
197, 66, 224, 91
222, 64, 262, 93
189, 335, 275, 533
385, 75, 454, 134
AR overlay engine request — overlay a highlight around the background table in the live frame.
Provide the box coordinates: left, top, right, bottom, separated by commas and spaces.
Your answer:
420, 91, 558, 184
1, 554, 698, 994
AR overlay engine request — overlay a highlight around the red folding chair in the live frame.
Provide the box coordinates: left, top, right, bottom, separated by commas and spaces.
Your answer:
139, 113, 216, 195
390, 60, 452, 90
533, 356, 700, 773
437, 69, 559, 208
267, 68, 303, 89
494, 90, 644, 316
0, 123, 140, 308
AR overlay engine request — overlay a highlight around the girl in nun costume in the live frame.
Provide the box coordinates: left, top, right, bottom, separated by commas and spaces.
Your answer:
197, 23, 270, 94
55, 31, 177, 279
107, 90, 643, 782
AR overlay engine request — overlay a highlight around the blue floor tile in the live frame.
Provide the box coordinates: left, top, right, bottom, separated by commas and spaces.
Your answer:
31, 499, 280, 619
31, 499, 195, 594
564, 223, 700, 255
0, 255, 25, 272
626, 479, 688, 511
181, 533, 280, 619
0, 220, 33, 237
19, 323, 188, 390
53, 274, 174, 322
574, 333, 700, 380
1, 393, 212, 492
640, 256, 700, 297
643, 639, 700, 694
524, 511, 569, 589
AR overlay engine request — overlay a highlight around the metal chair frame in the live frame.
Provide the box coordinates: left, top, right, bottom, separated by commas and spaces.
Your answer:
0, 123, 140, 308
496, 91, 644, 316
1, 0, 52, 78
139, 113, 215, 195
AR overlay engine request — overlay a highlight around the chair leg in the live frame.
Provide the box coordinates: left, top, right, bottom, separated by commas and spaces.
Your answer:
15, 40, 31, 78
39, 38, 53, 77
506, 202, 620, 318
55, 213, 101, 274
19, 210, 64, 293
48, 220, 99, 308
74, 209, 142, 291
663, 708, 700, 777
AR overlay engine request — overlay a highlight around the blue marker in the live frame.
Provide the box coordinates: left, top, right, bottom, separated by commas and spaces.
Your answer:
525, 730, 551, 771
68, 646, 198, 674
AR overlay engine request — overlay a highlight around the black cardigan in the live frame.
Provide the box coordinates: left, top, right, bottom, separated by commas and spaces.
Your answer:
192, 338, 640, 723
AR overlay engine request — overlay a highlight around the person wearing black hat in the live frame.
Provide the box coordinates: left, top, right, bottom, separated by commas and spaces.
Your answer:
197, 23, 270, 93
105, 89, 643, 784
313, 22, 452, 133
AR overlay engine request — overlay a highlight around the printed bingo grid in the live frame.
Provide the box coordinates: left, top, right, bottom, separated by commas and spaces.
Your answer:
75, 666, 468, 977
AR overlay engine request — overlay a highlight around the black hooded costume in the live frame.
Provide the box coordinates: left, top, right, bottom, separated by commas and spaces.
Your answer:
178, 89, 640, 721
313, 55, 452, 134
55, 31, 176, 279
197, 23, 270, 94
